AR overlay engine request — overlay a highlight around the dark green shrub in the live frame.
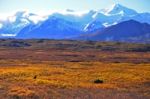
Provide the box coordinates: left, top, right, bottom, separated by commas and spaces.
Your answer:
94, 79, 103, 84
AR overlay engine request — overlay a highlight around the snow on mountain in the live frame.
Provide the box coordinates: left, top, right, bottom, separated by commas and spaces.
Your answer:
103, 4, 137, 16
0, 11, 29, 37
17, 16, 82, 39
0, 11, 49, 37
84, 4, 149, 32
0, 3, 149, 39
78, 20, 150, 43
84, 21, 104, 32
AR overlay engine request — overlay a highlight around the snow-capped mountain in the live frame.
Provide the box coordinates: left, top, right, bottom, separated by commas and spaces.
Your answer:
103, 4, 137, 16
0, 3, 150, 40
0, 11, 47, 37
85, 4, 149, 31
77, 20, 150, 43
16, 16, 82, 39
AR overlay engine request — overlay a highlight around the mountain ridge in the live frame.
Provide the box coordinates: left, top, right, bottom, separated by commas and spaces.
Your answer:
0, 3, 150, 42
77, 20, 150, 43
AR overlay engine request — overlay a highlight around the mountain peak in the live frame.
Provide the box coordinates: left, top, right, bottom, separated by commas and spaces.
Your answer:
106, 3, 137, 15
112, 3, 123, 8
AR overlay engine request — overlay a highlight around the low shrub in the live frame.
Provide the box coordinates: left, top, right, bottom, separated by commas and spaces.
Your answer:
94, 79, 104, 84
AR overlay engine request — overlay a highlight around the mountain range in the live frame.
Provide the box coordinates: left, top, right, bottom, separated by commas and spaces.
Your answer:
0, 4, 150, 42
78, 20, 150, 42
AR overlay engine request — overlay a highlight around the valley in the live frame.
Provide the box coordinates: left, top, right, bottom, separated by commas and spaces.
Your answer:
0, 39, 149, 99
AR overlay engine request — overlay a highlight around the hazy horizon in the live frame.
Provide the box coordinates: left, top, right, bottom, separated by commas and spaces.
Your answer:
0, 0, 150, 15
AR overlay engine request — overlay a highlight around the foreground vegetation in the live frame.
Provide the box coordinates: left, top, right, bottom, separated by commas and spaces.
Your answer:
0, 39, 150, 99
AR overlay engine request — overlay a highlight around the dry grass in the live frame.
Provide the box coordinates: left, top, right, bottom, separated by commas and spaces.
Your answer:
8, 86, 38, 99
0, 40, 149, 99
0, 61, 149, 99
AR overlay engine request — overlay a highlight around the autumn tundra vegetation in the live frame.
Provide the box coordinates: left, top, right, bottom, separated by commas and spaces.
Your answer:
0, 39, 149, 99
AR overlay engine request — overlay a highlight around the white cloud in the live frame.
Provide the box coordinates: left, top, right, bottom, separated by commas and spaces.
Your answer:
36, 10, 56, 16
35, 10, 88, 17
0, 14, 9, 21
0, 33, 17, 37
8, 16, 16, 22
0, 9, 89, 22
60, 10, 89, 17
28, 15, 48, 24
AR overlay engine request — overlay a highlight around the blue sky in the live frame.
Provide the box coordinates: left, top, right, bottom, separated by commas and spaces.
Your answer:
0, 0, 150, 14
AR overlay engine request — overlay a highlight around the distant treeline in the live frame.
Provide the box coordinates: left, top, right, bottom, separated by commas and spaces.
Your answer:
0, 39, 150, 52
